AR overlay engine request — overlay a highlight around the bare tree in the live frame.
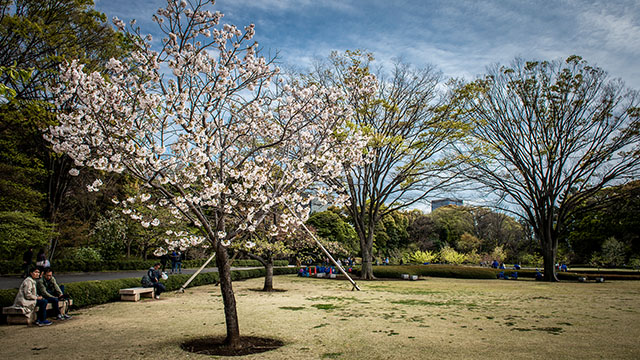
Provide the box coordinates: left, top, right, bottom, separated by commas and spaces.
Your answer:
457, 56, 640, 281
311, 50, 466, 279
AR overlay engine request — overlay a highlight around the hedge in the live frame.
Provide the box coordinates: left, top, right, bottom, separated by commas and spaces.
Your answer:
355, 265, 498, 279
353, 265, 640, 281
0, 267, 299, 312
0, 259, 289, 275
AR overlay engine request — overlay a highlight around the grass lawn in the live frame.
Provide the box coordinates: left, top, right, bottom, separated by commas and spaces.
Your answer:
1, 275, 639, 359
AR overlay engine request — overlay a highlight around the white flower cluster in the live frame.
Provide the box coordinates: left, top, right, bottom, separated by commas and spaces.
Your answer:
45, 0, 374, 253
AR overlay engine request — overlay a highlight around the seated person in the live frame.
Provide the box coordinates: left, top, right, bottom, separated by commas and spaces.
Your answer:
514, 264, 521, 270
37, 267, 72, 320
142, 262, 166, 299
561, 264, 568, 272
499, 263, 506, 270
11, 266, 51, 326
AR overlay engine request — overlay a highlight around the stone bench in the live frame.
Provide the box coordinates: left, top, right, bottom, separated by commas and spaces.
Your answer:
3, 299, 73, 325
119, 287, 155, 302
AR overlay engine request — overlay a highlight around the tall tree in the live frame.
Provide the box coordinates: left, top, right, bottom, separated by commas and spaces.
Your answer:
457, 56, 640, 280
0, 0, 124, 258
45, 0, 368, 348
311, 50, 466, 279
561, 180, 640, 263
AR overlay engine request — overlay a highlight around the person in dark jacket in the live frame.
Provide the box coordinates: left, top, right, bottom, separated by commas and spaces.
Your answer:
22, 248, 33, 278
36, 268, 72, 320
142, 263, 166, 299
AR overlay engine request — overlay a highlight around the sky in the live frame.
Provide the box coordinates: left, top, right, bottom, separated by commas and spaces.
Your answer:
94, 0, 640, 89
92, 0, 640, 212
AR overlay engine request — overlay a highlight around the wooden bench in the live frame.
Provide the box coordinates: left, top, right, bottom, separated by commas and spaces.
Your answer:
3, 299, 73, 325
119, 287, 155, 302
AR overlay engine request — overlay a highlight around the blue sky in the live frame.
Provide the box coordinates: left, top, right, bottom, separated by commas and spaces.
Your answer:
95, 0, 640, 89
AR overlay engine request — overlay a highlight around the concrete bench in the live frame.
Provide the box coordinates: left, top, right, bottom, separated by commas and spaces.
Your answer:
119, 287, 155, 302
3, 299, 73, 325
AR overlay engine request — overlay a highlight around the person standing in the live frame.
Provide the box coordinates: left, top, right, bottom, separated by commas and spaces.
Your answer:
11, 267, 52, 326
176, 251, 183, 274
170, 250, 178, 274
36, 268, 72, 320
35, 249, 46, 269
22, 248, 33, 278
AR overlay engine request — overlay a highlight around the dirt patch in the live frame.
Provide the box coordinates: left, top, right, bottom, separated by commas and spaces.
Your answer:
248, 288, 288, 292
181, 336, 284, 356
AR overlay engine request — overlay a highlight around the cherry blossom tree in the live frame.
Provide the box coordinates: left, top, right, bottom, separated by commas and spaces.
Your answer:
45, 0, 369, 348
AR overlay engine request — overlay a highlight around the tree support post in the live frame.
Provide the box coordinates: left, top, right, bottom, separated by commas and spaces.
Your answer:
285, 203, 361, 291
176, 252, 216, 293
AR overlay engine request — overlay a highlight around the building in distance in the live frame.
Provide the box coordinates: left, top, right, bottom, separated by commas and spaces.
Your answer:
431, 198, 463, 212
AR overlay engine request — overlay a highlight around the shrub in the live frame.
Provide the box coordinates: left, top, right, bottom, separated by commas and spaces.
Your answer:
440, 246, 466, 265
404, 250, 438, 264
464, 250, 482, 265
354, 265, 498, 279
1, 267, 299, 311
490, 245, 507, 263
0, 211, 54, 261
68, 247, 103, 262
520, 253, 543, 267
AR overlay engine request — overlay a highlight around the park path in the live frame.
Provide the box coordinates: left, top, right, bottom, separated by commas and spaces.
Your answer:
0, 266, 269, 290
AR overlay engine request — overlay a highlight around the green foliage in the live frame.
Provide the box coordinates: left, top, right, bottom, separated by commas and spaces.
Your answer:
0, 267, 299, 310
307, 210, 359, 255
457, 232, 481, 252
363, 265, 497, 279
600, 237, 627, 267
490, 245, 507, 263
520, 253, 543, 267
0, 256, 287, 275
0, 211, 54, 260
430, 205, 474, 248
439, 246, 466, 265
67, 247, 102, 262
563, 181, 640, 263
463, 250, 482, 264
403, 250, 438, 264
90, 211, 127, 260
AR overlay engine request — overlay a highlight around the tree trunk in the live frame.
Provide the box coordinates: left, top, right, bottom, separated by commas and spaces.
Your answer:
215, 242, 241, 348
540, 229, 559, 282
263, 258, 274, 291
360, 226, 376, 280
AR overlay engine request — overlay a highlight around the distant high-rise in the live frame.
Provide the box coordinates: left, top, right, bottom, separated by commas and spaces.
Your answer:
431, 198, 463, 212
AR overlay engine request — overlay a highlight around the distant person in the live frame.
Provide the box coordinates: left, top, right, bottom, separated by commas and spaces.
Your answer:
176, 251, 183, 274
142, 263, 166, 299
35, 249, 47, 269
514, 264, 521, 270
535, 269, 543, 281
36, 268, 72, 320
160, 253, 168, 273
384, 257, 390, 266
499, 263, 506, 270
22, 247, 33, 278
11, 267, 51, 326
170, 250, 178, 274
491, 260, 499, 269
561, 264, 568, 272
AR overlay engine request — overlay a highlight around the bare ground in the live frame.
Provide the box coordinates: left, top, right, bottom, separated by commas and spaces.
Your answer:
1, 275, 639, 359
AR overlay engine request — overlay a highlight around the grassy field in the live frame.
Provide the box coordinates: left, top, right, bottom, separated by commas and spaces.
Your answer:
1, 275, 639, 359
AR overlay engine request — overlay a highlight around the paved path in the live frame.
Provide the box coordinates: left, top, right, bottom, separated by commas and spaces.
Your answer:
0, 267, 263, 290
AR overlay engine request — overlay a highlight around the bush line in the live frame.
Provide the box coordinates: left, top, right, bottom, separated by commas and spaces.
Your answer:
0, 259, 288, 275
0, 267, 298, 311
354, 265, 640, 281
